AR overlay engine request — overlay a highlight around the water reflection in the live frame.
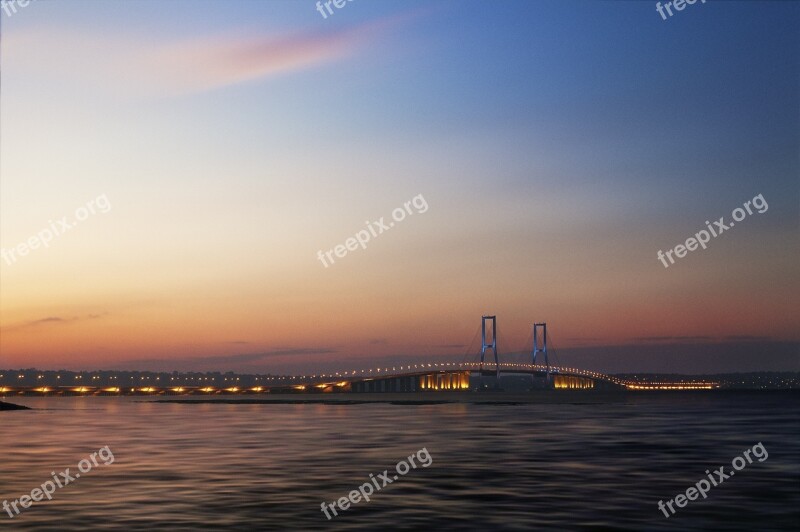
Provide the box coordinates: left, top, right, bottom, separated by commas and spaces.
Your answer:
1, 392, 798, 530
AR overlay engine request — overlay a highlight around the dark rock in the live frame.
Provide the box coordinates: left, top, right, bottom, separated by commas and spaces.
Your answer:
0, 401, 29, 411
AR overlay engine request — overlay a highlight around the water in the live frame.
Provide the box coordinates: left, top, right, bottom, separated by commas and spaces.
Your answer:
2, 391, 798, 530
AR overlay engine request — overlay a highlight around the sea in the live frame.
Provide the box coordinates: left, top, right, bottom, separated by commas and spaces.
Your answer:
2, 391, 798, 531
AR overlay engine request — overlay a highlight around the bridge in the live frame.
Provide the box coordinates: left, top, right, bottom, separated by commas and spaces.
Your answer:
0, 317, 719, 396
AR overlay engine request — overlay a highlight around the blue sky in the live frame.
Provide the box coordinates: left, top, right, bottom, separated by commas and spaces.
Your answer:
0, 0, 797, 373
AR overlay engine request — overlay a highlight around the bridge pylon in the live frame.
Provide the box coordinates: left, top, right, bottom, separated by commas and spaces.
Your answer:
532, 322, 550, 380
479, 315, 500, 379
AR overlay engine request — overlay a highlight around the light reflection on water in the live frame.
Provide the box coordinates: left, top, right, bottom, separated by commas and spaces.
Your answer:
1, 392, 798, 530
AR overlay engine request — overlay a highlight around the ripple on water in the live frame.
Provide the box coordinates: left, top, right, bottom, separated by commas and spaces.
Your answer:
1, 392, 798, 531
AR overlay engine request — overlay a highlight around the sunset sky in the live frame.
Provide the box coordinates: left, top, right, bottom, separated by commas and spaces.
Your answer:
1, 0, 797, 374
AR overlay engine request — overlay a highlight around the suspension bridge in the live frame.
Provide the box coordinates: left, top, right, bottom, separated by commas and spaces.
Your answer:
0, 316, 719, 396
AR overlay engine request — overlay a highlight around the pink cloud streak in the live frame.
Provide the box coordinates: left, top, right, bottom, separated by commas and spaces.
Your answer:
5, 14, 415, 97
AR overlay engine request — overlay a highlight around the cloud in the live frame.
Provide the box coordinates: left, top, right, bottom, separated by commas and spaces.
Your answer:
5, 13, 418, 97
556, 341, 800, 374
30, 317, 66, 325
1, 313, 106, 333
630, 335, 776, 345
631, 336, 713, 343
185, 348, 339, 365
143, 30, 364, 95
564, 337, 603, 345
113, 347, 340, 372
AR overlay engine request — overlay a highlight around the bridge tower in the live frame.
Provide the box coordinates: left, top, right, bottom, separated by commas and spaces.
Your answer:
532, 323, 550, 379
479, 315, 500, 378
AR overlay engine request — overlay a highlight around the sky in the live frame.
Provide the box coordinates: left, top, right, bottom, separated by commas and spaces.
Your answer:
0, 0, 797, 374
